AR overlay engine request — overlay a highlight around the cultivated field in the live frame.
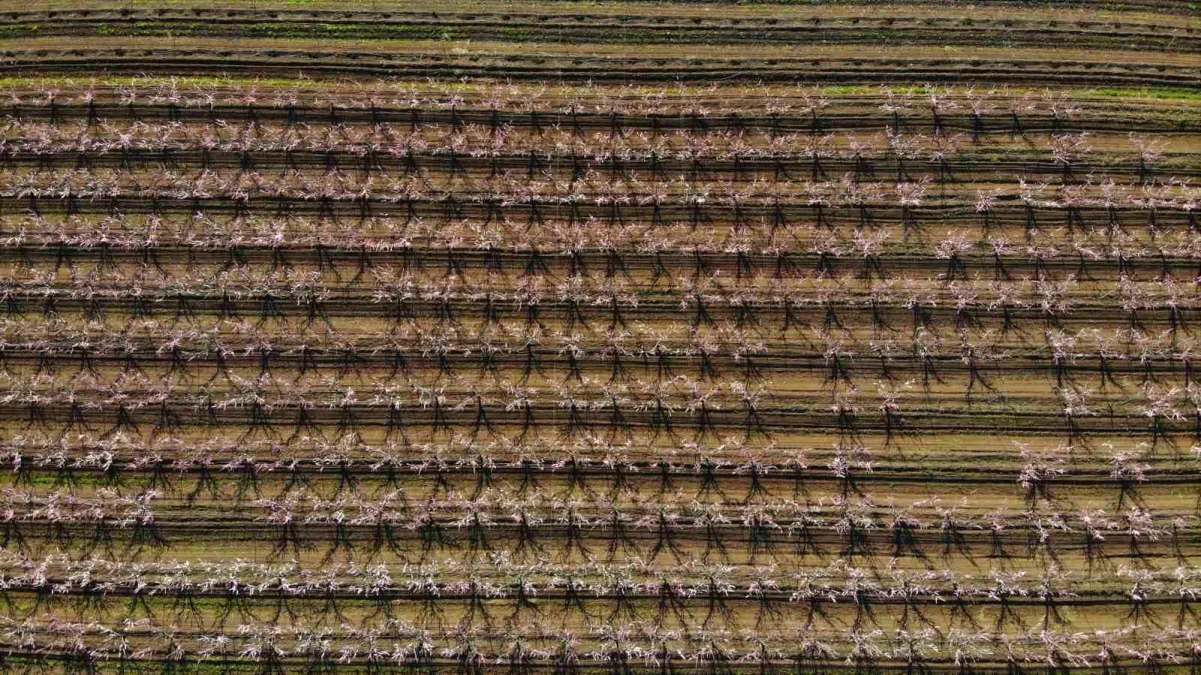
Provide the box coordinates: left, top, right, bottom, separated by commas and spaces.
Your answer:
0, 1, 1199, 674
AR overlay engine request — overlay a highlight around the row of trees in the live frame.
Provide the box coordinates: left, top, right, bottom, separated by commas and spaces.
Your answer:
0, 618, 1197, 675
4, 82, 1114, 135
5, 119, 1162, 187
